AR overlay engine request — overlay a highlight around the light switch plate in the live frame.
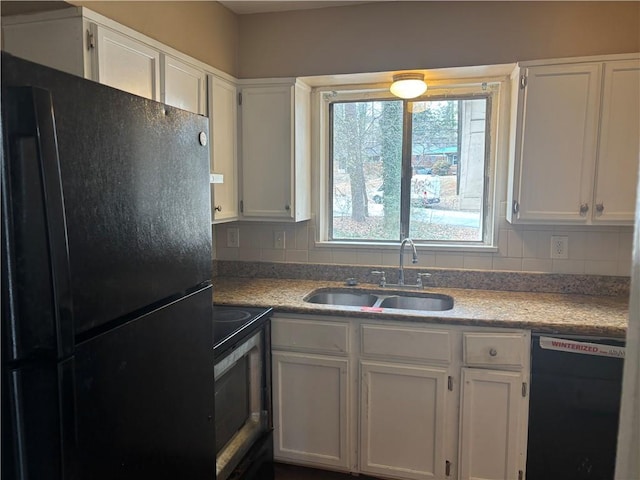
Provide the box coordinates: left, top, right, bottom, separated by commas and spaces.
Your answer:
274, 231, 285, 249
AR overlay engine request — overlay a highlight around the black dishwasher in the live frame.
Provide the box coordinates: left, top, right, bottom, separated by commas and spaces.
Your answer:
526, 334, 625, 480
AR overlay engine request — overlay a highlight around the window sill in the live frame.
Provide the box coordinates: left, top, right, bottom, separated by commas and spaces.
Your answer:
315, 240, 499, 254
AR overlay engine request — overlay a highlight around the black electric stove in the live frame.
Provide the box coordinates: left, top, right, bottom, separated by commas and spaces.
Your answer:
212, 305, 273, 359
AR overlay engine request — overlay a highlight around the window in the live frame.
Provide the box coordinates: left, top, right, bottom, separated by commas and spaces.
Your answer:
326, 83, 498, 247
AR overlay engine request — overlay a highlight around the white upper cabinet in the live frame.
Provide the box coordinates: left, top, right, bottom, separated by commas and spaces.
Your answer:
239, 79, 311, 222
209, 74, 239, 223
3, 6, 245, 228
3, 8, 161, 102
2, 10, 88, 78
593, 59, 640, 224
92, 24, 160, 101
507, 53, 640, 225
2, 7, 209, 115
161, 55, 206, 115
508, 62, 601, 223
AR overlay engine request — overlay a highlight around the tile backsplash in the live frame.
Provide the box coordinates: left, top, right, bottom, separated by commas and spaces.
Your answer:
214, 219, 633, 277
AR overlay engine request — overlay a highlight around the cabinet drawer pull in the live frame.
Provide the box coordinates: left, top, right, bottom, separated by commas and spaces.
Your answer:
489, 348, 498, 357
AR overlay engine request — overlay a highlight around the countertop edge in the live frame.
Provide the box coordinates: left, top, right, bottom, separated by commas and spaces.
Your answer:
212, 278, 629, 339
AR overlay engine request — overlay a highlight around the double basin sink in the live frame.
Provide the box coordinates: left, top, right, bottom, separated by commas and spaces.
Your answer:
304, 288, 454, 312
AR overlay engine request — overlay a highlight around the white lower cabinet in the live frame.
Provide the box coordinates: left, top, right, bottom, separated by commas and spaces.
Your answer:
271, 316, 351, 470
459, 332, 530, 480
271, 314, 530, 480
360, 361, 449, 480
272, 352, 350, 469
458, 369, 527, 480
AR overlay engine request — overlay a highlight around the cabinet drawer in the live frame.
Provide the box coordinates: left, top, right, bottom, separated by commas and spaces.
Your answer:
271, 318, 349, 354
361, 324, 451, 363
463, 332, 526, 368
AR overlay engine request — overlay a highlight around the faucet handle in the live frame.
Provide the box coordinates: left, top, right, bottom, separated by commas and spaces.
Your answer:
371, 270, 386, 287
416, 272, 431, 288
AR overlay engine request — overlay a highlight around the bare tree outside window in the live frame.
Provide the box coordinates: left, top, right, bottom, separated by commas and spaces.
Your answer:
331, 95, 489, 244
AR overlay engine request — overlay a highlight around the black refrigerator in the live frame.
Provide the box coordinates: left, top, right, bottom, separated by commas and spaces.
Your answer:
1, 53, 215, 479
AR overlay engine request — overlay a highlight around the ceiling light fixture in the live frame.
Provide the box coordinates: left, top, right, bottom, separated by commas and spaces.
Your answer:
390, 73, 427, 99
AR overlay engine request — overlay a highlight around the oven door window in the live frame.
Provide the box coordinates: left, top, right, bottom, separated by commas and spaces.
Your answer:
215, 330, 268, 480
215, 355, 250, 454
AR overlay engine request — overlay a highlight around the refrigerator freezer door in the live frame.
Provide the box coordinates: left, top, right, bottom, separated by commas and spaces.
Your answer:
72, 286, 215, 479
2, 53, 212, 336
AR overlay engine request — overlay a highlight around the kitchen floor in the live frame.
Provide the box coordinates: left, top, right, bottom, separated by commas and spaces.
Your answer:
275, 463, 379, 479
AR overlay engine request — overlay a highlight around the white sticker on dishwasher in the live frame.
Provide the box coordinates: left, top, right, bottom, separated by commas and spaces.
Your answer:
539, 336, 625, 358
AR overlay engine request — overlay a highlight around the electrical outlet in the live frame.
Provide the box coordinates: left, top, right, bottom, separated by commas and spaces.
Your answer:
274, 231, 286, 249
227, 227, 239, 248
550, 235, 569, 259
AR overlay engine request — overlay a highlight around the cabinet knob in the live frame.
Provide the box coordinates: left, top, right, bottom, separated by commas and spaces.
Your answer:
596, 203, 604, 215
579, 203, 589, 216
489, 348, 498, 357
285, 204, 291, 211
214, 205, 222, 212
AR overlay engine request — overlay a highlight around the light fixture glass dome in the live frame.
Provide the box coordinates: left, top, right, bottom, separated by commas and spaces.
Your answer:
390, 73, 427, 99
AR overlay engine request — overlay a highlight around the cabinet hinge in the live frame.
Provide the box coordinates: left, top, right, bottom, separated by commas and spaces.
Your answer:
518, 469, 524, 480
447, 376, 453, 391
86, 29, 95, 49
522, 382, 528, 397
238, 92, 242, 106
240, 200, 244, 213
445, 460, 452, 477
520, 75, 527, 89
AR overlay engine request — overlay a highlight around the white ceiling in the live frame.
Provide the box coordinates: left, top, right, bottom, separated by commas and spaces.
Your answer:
219, 1, 373, 15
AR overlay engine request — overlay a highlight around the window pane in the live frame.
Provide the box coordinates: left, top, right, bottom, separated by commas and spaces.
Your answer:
408, 98, 486, 241
331, 100, 403, 241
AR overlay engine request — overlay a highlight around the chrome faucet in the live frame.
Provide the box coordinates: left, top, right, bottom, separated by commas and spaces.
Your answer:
398, 238, 418, 285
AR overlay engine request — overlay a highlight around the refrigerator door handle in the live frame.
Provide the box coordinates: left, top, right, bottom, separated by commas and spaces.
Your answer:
2, 87, 74, 360
4, 358, 77, 480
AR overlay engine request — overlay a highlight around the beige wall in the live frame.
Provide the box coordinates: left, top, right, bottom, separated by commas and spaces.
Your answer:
219, 1, 638, 276
237, 1, 640, 78
69, 1, 239, 76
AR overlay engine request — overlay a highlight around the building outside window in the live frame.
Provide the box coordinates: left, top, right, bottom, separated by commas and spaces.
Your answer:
324, 81, 500, 249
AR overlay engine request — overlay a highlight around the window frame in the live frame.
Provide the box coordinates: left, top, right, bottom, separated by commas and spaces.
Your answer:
314, 74, 509, 253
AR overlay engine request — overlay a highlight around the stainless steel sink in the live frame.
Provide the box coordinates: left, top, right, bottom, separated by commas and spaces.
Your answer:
304, 289, 454, 312
305, 291, 378, 307
378, 294, 453, 311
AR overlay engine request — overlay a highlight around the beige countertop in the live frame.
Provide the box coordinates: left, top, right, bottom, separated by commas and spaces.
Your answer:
212, 277, 629, 337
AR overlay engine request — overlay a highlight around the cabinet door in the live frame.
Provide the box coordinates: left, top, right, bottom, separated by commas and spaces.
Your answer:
2, 16, 86, 77
209, 76, 239, 223
512, 63, 601, 223
241, 85, 295, 219
360, 361, 449, 480
91, 23, 160, 101
458, 368, 527, 480
162, 55, 206, 115
272, 351, 350, 470
593, 59, 640, 224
